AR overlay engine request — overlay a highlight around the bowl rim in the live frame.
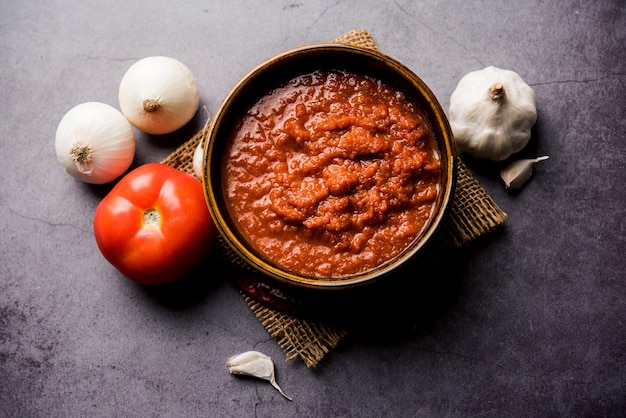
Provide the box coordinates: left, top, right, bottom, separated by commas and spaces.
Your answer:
202, 42, 457, 290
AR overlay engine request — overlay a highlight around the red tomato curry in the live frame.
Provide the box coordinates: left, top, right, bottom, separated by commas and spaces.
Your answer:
222, 69, 442, 278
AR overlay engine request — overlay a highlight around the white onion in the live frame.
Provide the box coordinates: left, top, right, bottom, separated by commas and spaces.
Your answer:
118, 56, 200, 135
55, 102, 135, 184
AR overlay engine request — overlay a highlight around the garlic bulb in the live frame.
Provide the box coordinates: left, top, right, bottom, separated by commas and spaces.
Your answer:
118, 56, 200, 135
501, 156, 549, 190
449, 66, 537, 161
227, 351, 292, 401
55, 102, 135, 184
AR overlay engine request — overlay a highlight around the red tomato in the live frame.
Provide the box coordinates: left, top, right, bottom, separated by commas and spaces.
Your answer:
94, 163, 216, 285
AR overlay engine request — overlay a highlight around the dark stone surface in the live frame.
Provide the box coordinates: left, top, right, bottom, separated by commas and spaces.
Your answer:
1, 1, 624, 416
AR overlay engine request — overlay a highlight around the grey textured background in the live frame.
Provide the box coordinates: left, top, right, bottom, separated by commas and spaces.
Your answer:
1, 1, 624, 416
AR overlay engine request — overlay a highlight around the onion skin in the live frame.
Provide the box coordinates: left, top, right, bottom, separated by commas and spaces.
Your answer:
55, 102, 135, 184
118, 56, 200, 135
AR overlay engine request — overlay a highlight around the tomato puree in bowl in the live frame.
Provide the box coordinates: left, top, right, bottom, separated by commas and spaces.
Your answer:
222, 69, 442, 279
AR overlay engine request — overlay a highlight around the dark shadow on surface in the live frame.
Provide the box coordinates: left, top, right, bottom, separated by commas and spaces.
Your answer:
460, 121, 545, 182
137, 219, 507, 341
328, 226, 507, 342
459, 153, 502, 179
229, 225, 507, 344
457, 124, 547, 196
140, 106, 207, 150
304, 249, 471, 341
83, 175, 119, 198
138, 248, 229, 310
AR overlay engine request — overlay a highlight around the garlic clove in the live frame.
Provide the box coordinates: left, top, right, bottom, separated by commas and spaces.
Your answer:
227, 351, 292, 401
192, 139, 204, 179
192, 106, 211, 179
500, 156, 549, 190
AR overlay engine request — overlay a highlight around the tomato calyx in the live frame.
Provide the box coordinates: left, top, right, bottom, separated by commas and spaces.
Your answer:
143, 208, 161, 227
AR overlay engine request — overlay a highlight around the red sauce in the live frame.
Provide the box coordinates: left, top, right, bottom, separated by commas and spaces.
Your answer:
222, 69, 441, 278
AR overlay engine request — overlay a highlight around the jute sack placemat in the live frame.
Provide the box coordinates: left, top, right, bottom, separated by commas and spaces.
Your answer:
162, 29, 507, 368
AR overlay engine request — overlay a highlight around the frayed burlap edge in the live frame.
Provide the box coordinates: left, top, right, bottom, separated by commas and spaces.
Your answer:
162, 29, 507, 368
161, 132, 201, 174
242, 294, 348, 368
333, 29, 380, 51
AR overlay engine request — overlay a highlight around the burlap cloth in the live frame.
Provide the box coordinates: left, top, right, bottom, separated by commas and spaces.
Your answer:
162, 30, 507, 368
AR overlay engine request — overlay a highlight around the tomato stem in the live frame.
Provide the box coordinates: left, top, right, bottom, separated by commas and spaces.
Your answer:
143, 208, 161, 227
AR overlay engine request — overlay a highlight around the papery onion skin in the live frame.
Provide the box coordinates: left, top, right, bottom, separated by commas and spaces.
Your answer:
118, 56, 200, 135
55, 102, 135, 184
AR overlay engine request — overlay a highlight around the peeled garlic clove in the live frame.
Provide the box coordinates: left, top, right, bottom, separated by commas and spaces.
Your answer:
192, 106, 211, 179
500, 156, 549, 189
192, 140, 204, 179
227, 351, 292, 401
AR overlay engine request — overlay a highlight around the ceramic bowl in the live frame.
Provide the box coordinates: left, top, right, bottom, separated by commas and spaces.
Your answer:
202, 43, 456, 291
